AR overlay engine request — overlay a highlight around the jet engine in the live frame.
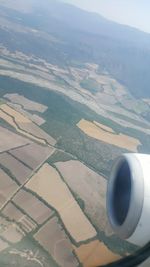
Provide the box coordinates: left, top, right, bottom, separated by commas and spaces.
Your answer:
107, 153, 150, 246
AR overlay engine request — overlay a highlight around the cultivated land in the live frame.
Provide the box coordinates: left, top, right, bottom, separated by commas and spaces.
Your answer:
13, 189, 54, 224
2, 202, 37, 233
26, 163, 97, 243
8, 102, 46, 125
0, 152, 31, 184
10, 143, 55, 170
55, 160, 110, 234
93, 121, 115, 133
0, 170, 18, 207
4, 93, 48, 113
77, 119, 141, 152
34, 216, 79, 267
1, 2, 150, 264
74, 240, 121, 267
0, 125, 30, 153
0, 104, 56, 145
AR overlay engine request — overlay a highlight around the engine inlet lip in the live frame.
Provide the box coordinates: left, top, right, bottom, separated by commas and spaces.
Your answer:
107, 154, 144, 240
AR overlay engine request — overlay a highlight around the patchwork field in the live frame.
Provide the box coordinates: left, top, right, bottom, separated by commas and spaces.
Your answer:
2, 202, 37, 233
8, 102, 46, 125
0, 104, 56, 145
74, 240, 121, 267
77, 119, 141, 152
0, 170, 18, 208
0, 152, 31, 184
10, 143, 55, 170
55, 160, 111, 234
0, 126, 30, 153
4, 93, 48, 113
34, 216, 78, 267
26, 163, 97, 243
13, 189, 54, 224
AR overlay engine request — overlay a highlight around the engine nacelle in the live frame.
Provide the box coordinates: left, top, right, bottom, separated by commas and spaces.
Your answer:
107, 153, 150, 246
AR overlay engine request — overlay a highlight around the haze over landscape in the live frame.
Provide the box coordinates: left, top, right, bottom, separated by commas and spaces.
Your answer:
0, 0, 150, 266
61, 0, 150, 33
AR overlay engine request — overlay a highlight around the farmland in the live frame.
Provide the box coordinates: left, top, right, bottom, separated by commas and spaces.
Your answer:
0, 169, 18, 207
0, 73, 140, 265
0, 152, 32, 184
0, 31, 149, 265
34, 216, 79, 267
13, 189, 54, 225
0, 126, 30, 153
10, 143, 55, 170
26, 163, 97, 243
77, 119, 141, 152
0, 104, 56, 145
74, 240, 121, 267
4, 93, 48, 113
2, 202, 37, 233
55, 160, 110, 234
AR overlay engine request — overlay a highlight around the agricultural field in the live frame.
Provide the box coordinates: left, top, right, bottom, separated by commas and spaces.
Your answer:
74, 240, 121, 267
2, 202, 37, 233
4, 93, 48, 113
34, 216, 79, 267
25, 163, 97, 243
0, 104, 56, 145
77, 119, 141, 152
55, 160, 110, 234
13, 189, 54, 224
0, 125, 31, 153
0, 169, 18, 208
93, 121, 115, 133
8, 102, 46, 125
0, 152, 32, 184
10, 143, 55, 170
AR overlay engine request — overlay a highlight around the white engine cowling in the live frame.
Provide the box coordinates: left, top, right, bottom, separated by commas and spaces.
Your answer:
107, 153, 150, 246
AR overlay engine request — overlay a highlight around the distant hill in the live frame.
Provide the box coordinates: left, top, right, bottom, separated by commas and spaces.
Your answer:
1, 0, 150, 98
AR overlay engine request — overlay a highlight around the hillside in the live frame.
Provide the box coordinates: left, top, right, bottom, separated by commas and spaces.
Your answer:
1, 0, 150, 98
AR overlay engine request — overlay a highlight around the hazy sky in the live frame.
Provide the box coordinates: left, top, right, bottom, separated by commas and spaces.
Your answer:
62, 0, 150, 33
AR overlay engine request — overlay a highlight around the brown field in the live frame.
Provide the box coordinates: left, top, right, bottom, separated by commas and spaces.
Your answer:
8, 102, 46, 125
10, 143, 55, 169
74, 240, 121, 267
0, 152, 31, 184
18, 121, 56, 145
0, 107, 45, 144
13, 189, 54, 224
0, 239, 9, 252
0, 126, 30, 153
4, 93, 48, 113
26, 164, 97, 242
34, 216, 78, 267
0, 104, 56, 145
3, 202, 24, 221
93, 121, 114, 133
55, 160, 112, 234
77, 119, 140, 152
2, 202, 37, 233
0, 170, 18, 208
